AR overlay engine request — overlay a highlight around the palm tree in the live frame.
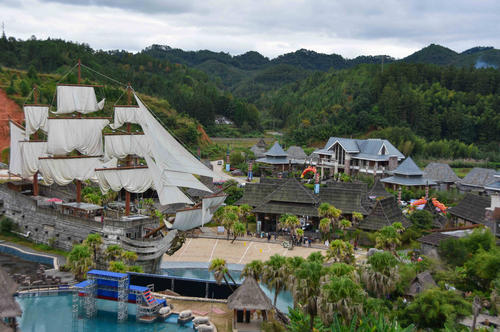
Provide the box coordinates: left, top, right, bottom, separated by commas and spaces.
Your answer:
291, 258, 326, 332
319, 218, 330, 241
242, 260, 264, 281
122, 251, 138, 265
361, 251, 399, 298
320, 274, 365, 324
238, 204, 253, 232
375, 225, 401, 255
105, 244, 124, 262
68, 244, 93, 280
222, 211, 238, 241
209, 258, 236, 291
262, 254, 288, 306
326, 240, 354, 264
279, 214, 300, 248
109, 260, 127, 273
318, 203, 341, 240
351, 212, 364, 227
338, 219, 352, 239
83, 233, 103, 262
231, 221, 245, 243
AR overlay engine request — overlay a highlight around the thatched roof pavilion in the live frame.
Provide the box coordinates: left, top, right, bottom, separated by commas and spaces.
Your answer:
405, 271, 437, 297
228, 277, 272, 331
228, 277, 272, 311
0, 268, 22, 331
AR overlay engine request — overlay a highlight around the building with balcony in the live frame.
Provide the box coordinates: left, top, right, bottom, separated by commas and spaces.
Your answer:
312, 137, 405, 178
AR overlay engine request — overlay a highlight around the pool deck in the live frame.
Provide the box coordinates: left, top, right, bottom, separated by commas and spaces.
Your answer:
162, 237, 368, 266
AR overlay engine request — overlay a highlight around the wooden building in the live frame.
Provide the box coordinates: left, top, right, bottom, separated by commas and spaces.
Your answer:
359, 196, 410, 231
423, 162, 459, 191
381, 157, 436, 190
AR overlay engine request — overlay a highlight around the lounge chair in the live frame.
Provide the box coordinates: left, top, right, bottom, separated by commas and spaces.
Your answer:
178, 310, 194, 324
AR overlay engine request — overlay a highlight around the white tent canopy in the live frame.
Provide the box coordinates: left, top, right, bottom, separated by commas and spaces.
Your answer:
24, 105, 49, 138
55, 85, 105, 114
47, 118, 109, 156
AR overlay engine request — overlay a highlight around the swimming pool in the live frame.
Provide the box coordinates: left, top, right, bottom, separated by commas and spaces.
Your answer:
17, 294, 194, 332
161, 268, 293, 313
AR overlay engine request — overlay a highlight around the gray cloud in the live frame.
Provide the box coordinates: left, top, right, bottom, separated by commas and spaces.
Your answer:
1, 0, 500, 58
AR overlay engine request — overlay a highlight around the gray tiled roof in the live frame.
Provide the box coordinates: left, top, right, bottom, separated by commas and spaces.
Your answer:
286, 146, 307, 160
265, 142, 287, 157
320, 137, 404, 160
393, 157, 423, 176
423, 162, 460, 183
417, 232, 453, 247
447, 193, 490, 225
256, 138, 267, 148
381, 175, 437, 186
459, 167, 497, 188
359, 196, 409, 231
250, 145, 266, 158
255, 156, 289, 164
319, 187, 369, 215
485, 180, 500, 191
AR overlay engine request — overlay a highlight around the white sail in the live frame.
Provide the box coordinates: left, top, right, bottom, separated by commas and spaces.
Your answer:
104, 134, 150, 159
134, 94, 213, 178
8, 121, 25, 176
147, 155, 192, 205
47, 118, 109, 156
24, 105, 48, 137
201, 194, 227, 225
55, 85, 105, 114
38, 157, 103, 185
171, 207, 203, 231
95, 167, 153, 194
144, 155, 211, 192
20, 141, 47, 178
110, 106, 142, 129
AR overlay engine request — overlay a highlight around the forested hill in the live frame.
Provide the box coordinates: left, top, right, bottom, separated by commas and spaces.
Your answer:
0, 36, 261, 135
258, 62, 500, 161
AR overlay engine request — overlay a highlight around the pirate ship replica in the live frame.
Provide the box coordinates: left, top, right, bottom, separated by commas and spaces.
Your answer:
1, 61, 225, 272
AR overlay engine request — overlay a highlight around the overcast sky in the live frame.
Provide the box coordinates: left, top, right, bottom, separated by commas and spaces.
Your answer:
1, 0, 499, 59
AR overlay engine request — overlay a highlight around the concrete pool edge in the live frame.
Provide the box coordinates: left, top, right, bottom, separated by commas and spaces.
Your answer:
161, 261, 245, 271
0, 241, 61, 270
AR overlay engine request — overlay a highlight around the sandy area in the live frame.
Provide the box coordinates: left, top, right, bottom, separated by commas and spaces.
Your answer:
163, 237, 326, 265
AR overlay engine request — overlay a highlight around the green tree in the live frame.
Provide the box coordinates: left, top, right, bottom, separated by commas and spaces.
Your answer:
68, 244, 93, 280
318, 218, 330, 240
320, 275, 365, 324
105, 244, 124, 262
326, 240, 354, 264
109, 260, 127, 273
398, 288, 471, 329
409, 210, 434, 230
318, 203, 342, 240
262, 254, 288, 306
238, 204, 253, 232
122, 251, 138, 265
351, 211, 364, 227
231, 221, 245, 243
242, 260, 264, 282
375, 224, 402, 254
209, 258, 237, 291
361, 252, 399, 298
83, 233, 103, 262
278, 213, 300, 249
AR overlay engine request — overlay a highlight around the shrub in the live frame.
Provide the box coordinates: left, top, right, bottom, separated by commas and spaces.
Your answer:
0, 216, 14, 234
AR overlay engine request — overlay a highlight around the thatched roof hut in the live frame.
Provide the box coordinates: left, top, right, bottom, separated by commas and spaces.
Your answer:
0, 268, 22, 319
227, 277, 272, 311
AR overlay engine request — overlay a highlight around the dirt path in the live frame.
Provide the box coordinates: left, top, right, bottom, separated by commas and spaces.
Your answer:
0, 88, 24, 152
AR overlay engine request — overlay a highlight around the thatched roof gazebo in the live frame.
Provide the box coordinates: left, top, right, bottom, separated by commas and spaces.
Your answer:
0, 268, 22, 331
227, 277, 272, 331
405, 271, 437, 297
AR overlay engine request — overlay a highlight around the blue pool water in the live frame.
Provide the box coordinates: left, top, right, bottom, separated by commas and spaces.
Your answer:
17, 294, 194, 332
162, 268, 293, 313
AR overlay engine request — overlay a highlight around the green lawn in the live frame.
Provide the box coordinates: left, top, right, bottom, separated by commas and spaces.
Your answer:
0, 232, 68, 257
452, 168, 471, 179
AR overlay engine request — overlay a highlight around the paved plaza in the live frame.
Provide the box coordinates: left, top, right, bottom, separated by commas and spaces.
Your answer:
163, 237, 326, 265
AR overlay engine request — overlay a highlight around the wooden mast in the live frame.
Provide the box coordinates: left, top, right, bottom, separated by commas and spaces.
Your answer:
124, 82, 132, 216
75, 59, 82, 203
32, 84, 39, 196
